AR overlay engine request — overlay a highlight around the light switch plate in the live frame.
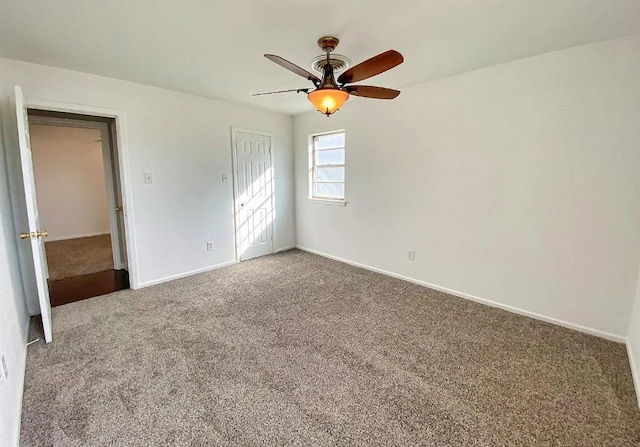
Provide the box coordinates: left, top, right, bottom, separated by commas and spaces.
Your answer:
143, 172, 153, 184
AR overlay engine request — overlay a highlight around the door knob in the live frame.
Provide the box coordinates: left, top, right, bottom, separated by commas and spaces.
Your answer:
20, 230, 48, 240
240, 203, 245, 207
115, 206, 121, 212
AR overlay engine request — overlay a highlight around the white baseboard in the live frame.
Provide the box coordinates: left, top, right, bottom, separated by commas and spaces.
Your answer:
296, 245, 626, 343
137, 260, 239, 288
275, 245, 296, 253
627, 342, 640, 408
46, 231, 110, 242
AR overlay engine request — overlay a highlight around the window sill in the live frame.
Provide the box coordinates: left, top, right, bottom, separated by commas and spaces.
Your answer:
308, 198, 347, 207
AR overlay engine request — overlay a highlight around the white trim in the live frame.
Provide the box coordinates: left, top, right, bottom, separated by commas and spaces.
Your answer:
627, 342, 640, 408
296, 245, 627, 343
24, 98, 140, 289
308, 129, 346, 202
231, 126, 274, 138
275, 245, 296, 253
46, 231, 110, 242
308, 198, 347, 207
138, 260, 239, 288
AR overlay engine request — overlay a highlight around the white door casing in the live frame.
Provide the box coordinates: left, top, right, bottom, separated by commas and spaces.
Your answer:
233, 130, 274, 261
16, 97, 138, 290
15, 86, 53, 343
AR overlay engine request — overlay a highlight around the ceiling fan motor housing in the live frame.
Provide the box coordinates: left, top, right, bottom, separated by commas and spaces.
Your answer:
317, 36, 340, 52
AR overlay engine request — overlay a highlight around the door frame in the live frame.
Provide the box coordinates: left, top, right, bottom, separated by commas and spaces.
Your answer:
28, 115, 126, 270
24, 98, 140, 289
230, 126, 275, 262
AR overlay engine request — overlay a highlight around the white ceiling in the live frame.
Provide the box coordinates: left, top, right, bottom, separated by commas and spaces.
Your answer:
1, 0, 639, 115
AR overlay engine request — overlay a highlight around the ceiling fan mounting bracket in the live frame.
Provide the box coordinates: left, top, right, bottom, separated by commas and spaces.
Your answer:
310, 54, 351, 74
317, 36, 340, 53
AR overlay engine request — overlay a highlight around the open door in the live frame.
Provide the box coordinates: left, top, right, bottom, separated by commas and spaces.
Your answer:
15, 86, 53, 343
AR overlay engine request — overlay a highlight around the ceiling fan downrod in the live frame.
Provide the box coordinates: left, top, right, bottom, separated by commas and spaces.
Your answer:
317, 36, 341, 89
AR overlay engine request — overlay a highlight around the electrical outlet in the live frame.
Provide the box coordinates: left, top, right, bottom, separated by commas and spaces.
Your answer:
206, 241, 215, 251
221, 173, 228, 183
408, 250, 416, 261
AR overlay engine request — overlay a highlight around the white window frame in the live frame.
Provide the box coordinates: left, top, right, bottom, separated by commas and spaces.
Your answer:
308, 130, 347, 206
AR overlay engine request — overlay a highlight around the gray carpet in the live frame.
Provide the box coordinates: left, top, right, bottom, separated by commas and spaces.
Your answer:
45, 234, 114, 281
21, 249, 640, 446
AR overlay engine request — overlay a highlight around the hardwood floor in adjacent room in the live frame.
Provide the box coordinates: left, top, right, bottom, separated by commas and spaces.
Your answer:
48, 269, 129, 307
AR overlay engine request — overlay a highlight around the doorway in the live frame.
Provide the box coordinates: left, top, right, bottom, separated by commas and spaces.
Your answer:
27, 110, 130, 306
232, 129, 274, 261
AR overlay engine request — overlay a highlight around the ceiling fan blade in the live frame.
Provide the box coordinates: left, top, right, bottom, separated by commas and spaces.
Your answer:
252, 88, 310, 96
264, 54, 321, 85
345, 85, 400, 99
338, 50, 404, 85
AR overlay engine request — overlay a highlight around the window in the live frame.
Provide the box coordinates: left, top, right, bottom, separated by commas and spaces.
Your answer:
310, 131, 345, 202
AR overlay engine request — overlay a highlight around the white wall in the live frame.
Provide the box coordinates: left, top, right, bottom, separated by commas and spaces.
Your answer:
0, 57, 295, 311
294, 36, 640, 340
30, 125, 110, 241
0, 128, 30, 446
0, 59, 294, 445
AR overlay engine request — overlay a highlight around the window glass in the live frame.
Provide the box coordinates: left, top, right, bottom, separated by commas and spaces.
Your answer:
310, 131, 345, 201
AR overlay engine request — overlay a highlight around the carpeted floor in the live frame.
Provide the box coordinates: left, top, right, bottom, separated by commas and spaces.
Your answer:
21, 250, 640, 446
45, 234, 114, 281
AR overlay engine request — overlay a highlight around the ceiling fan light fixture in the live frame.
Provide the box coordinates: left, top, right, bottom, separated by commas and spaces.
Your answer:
307, 88, 349, 116
258, 36, 403, 116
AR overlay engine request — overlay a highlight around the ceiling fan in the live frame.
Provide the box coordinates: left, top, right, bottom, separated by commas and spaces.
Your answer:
254, 36, 404, 116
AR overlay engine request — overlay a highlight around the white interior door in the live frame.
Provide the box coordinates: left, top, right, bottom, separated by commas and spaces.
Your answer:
233, 131, 274, 261
15, 86, 53, 343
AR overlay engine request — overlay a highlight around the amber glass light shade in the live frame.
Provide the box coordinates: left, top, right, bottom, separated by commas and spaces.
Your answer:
307, 88, 349, 116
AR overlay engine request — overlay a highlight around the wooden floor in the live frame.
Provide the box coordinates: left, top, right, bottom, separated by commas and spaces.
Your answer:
48, 269, 129, 307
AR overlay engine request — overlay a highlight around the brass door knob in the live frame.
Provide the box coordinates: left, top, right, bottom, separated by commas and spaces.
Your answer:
19, 230, 48, 240
115, 207, 121, 212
